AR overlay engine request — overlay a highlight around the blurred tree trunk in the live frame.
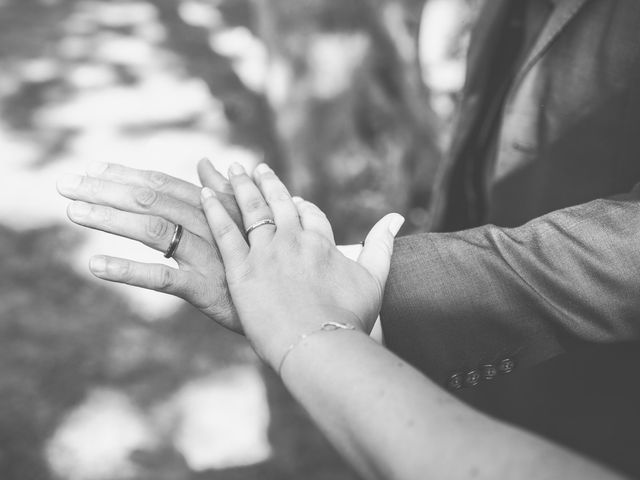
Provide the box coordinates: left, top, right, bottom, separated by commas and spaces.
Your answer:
250, 0, 441, 241
360, 0, 443, 228
151, 0, 289, 177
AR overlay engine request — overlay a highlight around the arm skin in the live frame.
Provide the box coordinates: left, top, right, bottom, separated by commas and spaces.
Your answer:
381, 186, 640, 382
279, 328, 624, 480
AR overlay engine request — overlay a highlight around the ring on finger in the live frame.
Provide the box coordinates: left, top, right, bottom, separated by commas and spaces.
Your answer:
245, 218, 276, 237
164, 224, 184, 258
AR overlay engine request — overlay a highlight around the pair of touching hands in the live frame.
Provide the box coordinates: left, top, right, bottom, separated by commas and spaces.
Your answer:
57, 160, 404, 368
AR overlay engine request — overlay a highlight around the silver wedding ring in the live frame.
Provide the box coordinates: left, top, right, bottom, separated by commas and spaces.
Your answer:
164, 224, 183, 258
245, 218, 276, 237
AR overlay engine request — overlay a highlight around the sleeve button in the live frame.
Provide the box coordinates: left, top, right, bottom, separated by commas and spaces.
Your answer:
481, 364, 498, 380
464, 370, 481, 387
447, 373, 464, 390
498, 358, 515, 374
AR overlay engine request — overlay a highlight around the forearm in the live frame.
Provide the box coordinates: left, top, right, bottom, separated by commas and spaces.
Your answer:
382, 191, 640, 380
280, 327, 623, 480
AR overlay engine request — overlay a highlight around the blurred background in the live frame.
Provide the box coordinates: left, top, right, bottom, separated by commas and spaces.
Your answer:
0, 0, 479, 478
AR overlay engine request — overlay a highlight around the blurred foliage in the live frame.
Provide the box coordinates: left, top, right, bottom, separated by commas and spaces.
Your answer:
0, 0, 445, 241
250, 0, 443, 240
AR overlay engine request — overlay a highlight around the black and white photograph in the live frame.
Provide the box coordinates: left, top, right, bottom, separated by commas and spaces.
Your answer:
2, 0, 639, 478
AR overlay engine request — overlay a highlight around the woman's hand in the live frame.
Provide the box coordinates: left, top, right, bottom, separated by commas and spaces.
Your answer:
200, 162, 404, 368
57, 159, 245, 331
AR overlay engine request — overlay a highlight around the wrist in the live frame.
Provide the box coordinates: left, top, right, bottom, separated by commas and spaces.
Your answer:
278, 326, 369, 380
243, 305, 366, 372
276, 321, 358, 375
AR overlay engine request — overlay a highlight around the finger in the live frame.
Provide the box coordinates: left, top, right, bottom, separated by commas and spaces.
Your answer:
57, 174, 213, 242
357, 214, 405, 291
197, 158, 234, 194
201, 188, 249, 269
198, 158, 243, 227
67, 201, 212, 267
253, 163, 300, 234
86, 162, 201, 207
228, 163, 276, 246
89, 255, 196, 299
292, 197, 334, 244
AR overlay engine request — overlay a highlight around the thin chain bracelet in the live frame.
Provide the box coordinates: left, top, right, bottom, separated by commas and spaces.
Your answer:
277, 321, 356, 376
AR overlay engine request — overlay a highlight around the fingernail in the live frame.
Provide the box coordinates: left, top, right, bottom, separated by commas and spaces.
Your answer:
201, 187, 216, 200
57, 174, 82, 192
68, 202, 91, 217
254, 163, 272, 175
229, 163, 245, 176
86, 162, 108, 176
89, 256, 106, 274
388, 214, 405, 236
292, 196, 304, 204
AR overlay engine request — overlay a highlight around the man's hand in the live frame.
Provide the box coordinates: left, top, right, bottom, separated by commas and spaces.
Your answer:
57, 159, 244, 331
57, 159, 377, 336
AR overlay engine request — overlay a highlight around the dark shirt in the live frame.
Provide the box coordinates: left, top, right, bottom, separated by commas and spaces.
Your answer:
444, 0, 555, 230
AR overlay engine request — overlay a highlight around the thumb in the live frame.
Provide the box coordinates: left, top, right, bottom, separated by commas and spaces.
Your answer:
357, 213, 405, 291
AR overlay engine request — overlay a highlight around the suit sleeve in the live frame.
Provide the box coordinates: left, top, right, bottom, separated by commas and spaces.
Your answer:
380, 187, 640, 384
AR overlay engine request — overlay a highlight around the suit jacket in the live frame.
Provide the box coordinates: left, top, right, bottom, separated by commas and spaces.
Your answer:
463, 343, 640, 476
381, 0, 640, 474
431, 0, 640, 231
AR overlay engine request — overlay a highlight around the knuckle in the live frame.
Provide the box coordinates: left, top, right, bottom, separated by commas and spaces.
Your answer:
115, 261, 134, 282
82, 176, 101, 196
190, 283, 211, 309
96, 206, 113, 225
146, 217, 170, 241
156, 267, 176, 291
134, 187, 158, 208
147, 171, 168, 189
